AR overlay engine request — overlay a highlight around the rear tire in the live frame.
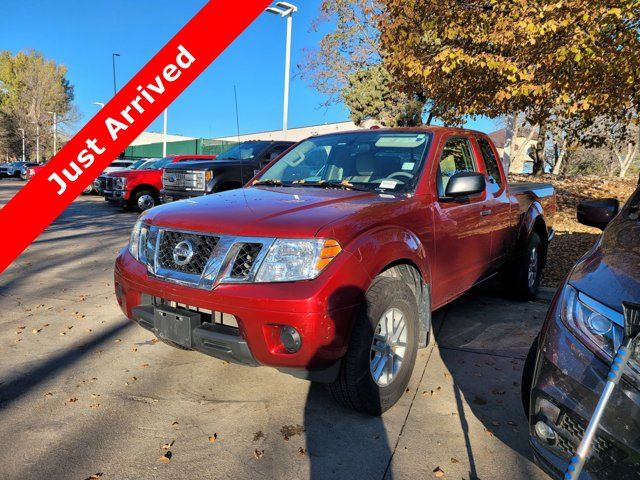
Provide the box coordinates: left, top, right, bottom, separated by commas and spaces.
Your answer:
504, 232, 542, 300
328, 276, 418, 415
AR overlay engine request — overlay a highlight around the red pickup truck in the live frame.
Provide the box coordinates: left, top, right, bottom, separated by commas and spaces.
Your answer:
103, 155, 216, 212
114, 127, 556, 414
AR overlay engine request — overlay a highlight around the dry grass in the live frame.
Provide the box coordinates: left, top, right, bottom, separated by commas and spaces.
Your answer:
509, 174, 637, 287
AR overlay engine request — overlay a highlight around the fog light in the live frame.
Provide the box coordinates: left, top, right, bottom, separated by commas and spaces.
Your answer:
280, 326, 301, 353
534, 421, 557, 444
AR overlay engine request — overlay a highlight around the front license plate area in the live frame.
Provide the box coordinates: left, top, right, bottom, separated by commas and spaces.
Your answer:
154, 307, 201, 348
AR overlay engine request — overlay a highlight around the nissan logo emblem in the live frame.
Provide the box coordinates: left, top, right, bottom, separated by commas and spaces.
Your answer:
172, 240, 195, 266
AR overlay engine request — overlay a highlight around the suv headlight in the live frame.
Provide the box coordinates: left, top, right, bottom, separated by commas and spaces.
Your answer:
255, 239, 341, 282
128, 219, 149, 261
561, 285, 624, 360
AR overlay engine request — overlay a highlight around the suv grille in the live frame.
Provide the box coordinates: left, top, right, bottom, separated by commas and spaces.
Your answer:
554, 413, 626, 471
157, 231, 219, 275
230, 243, 263, 278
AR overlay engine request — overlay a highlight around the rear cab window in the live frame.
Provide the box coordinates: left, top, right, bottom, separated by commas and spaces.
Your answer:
477, 137, 503, 190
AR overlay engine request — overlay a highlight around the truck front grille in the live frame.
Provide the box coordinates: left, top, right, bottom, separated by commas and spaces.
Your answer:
143, 227, 274, 289
157, 231, 219, 275
163, 170, 205, 190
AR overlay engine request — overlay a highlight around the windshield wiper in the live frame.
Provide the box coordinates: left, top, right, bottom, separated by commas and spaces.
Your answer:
293, 180, 370, 192
252, 179, 290, 187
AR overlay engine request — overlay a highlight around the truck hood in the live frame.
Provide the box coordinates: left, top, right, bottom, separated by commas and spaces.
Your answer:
569, 215, 640, 314
142, 186, 403, 239
164, 159, 246, 170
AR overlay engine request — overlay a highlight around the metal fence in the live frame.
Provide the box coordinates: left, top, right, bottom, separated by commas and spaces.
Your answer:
123, 138, 236, 160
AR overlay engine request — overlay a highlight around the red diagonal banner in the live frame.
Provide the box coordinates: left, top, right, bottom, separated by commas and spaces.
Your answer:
0, 0, 271, 273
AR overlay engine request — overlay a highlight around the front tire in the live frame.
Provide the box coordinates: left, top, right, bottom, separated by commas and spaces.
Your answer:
328, 276, 419, 415
130, 189, 158, 212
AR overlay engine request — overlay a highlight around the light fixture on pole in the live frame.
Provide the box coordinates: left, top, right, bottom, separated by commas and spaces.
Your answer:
18, 128, 26, 162
112, 53, 121, 96
47, 111, 58, 156
265, 2, 297, 139
93, 102, 105, 109
162, 109, 168, 157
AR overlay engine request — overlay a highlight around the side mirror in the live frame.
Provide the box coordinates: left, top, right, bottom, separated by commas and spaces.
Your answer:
577, 198, 619, 230
444, 172, 486, 198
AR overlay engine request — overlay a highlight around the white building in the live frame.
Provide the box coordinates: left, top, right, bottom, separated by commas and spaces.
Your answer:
214, 121, 359, 143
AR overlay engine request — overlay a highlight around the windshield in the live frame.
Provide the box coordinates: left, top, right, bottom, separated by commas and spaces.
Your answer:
218, 142, 270, 160
258, 132, 431, 193
128, 159, 151, 170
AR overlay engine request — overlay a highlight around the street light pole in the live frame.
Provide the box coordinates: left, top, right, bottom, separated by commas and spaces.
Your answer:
266, 2, 297, 139
112, 53, 121, 96
162, 109, 168, 157
18, 128, 25, 162
48, 111, 58, 156
33, 122, 40, 163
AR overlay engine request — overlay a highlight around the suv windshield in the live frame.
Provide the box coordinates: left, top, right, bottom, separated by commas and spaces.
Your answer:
218, 142, 270, 160
257, 132, 431, 193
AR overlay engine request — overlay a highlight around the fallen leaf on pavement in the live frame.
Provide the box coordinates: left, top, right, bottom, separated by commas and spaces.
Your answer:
450, 458, 459, 464
159, 452, 172, 463
44, 392, 53, 398
254, 449, 264, 460
171, 421, 179, 426
32, 328, 41, 334
253, 431, 265, 441
90, 403, 100, 409
68, 397, 78, 403
141, 363, 150, 368
84, 473, 103, 480
161, 440, 174, 450
298, 447, 307, 456
433, 466, 445, 477
209, 434, 218, 443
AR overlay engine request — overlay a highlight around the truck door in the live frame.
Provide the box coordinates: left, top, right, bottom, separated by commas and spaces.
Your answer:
432, 136, 493, 303
475, 137, 514, 266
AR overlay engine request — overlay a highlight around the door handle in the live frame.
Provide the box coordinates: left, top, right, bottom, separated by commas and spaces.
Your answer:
480, 209, 492, 217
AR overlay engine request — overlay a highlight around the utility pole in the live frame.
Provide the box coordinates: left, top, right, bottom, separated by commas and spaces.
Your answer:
18, 128, 25, 162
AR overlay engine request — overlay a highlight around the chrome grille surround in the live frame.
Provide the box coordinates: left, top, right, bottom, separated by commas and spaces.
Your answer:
142, 225, 274, 290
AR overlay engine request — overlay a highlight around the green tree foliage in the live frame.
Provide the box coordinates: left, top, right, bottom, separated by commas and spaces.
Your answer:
344, 64, 424, 126
0, 50, 76, 161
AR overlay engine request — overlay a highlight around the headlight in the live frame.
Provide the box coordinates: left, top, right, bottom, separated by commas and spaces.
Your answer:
561, 285, 624, 361
255, 239, 341, 282
128, 219, 150, 262
114, 177, 126, 190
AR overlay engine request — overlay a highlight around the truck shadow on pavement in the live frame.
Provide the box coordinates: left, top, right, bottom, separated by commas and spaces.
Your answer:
302, 280, 551, 480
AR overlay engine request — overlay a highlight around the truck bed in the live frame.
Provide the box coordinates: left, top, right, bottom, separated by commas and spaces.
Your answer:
508, 181, 554, 198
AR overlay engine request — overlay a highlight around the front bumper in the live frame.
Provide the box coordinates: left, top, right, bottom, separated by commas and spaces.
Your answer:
114, 248, 371, 380
160, 188, 207, 203
104, 189, 128, 206
529, 292, 640, 478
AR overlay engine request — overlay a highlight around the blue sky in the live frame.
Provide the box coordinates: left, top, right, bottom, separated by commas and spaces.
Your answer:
0, 0, 497, 139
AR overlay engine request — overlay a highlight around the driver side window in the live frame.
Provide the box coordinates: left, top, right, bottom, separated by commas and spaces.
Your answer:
437, 137, 477, 197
